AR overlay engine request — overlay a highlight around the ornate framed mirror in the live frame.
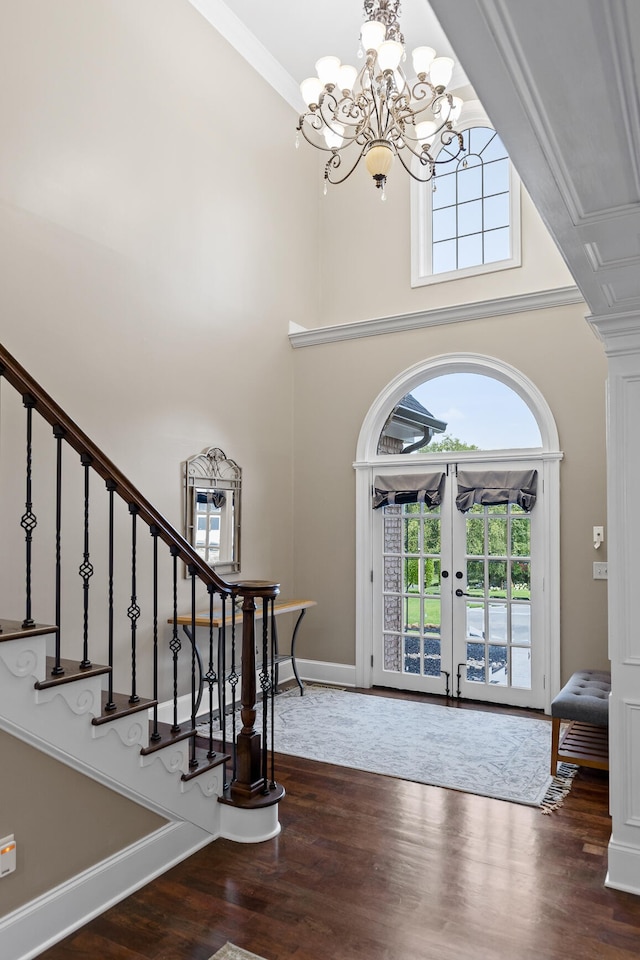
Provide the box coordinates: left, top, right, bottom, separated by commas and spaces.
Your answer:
184, 447, 241, 573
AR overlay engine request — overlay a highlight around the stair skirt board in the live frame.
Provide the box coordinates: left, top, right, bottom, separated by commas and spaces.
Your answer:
1, 821, 213, 960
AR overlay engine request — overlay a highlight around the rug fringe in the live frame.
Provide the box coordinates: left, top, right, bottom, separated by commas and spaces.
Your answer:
540, 762, 579, 814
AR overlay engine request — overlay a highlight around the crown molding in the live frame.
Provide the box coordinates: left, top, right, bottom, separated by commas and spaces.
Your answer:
289, 285, 584, 348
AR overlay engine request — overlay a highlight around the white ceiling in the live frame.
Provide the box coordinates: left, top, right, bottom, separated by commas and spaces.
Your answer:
190, 0, 640, 325
189, 0, 468, 110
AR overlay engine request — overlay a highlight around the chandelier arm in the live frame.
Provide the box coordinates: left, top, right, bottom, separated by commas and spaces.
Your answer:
394, 148, 437, 183
325, 148, 367, 186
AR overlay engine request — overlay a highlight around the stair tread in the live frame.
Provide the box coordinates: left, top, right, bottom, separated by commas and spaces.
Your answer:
181, 744, 230, 781
140, 721, 196, 755
92, 690, 157, 725
0, 620, 57, 642
35, 656, 111, 689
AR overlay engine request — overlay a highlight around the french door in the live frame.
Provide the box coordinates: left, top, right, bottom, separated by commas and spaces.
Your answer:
372, 462, 544, 708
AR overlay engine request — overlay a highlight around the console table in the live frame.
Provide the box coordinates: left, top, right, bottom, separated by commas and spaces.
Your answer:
171, 598, 316, 700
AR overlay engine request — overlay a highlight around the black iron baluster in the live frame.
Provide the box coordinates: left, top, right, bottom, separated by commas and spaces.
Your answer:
229, 598, 238, 783
270, 596, 276, 788
259, 596, 270, 794
205, 585, 218, 759
188, 565, 199, 770
78, 453, 94, 667
170, 545, 181, 734
21, 395, 37, 629
149, 525, 161, 740
51, 425, 66, 675
104, 480, 117, 711
127, 504, 140, 704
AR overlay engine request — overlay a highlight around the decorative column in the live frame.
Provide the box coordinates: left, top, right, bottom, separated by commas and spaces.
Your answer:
589, 312, 640, 894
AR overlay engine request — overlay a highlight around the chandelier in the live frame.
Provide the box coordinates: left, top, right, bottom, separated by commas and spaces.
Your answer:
296, 0, 465, 197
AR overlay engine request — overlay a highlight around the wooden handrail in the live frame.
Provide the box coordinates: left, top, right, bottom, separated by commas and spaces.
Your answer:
0, 342, 232, 596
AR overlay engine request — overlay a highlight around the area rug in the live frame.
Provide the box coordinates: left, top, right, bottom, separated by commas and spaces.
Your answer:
202, 686, 577, 809
209, 944, 268, 960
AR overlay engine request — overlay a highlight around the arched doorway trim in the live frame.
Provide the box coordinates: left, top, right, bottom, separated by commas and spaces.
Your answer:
355, 352, 559, 462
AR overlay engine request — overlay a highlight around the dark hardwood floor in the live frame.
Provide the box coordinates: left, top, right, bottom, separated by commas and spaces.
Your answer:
39, 689, 640, 960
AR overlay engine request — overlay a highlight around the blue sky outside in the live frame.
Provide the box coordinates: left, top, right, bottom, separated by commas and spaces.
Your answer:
413, 373, 542, 449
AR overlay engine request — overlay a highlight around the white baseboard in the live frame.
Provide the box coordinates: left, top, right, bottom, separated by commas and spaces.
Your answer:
297, 659, 356, 688
1, 821, 213, 960
605, 839, 640, 896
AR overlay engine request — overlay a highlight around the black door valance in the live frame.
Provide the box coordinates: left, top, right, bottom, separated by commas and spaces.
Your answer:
373, 472, 446, 510
455, 469, 537, 513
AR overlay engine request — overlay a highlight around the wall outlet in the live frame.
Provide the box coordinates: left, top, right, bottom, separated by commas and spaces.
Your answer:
593, 562, 608, 580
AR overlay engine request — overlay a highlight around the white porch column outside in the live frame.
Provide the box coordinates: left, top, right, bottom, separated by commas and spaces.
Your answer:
590, 313, 640, 895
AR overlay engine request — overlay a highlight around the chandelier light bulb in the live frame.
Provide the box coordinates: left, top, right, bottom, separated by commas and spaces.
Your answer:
429, 56, 454, 90
360, 20, 386, 53
448, 96, 464, 123
377, 40, 404, 73
315, 56, 341, 87
337, 64, 358, 92
412, 46, 436, 77
300, 76, 323, 107
416, 120, 437, 145
323, 123, 345, 150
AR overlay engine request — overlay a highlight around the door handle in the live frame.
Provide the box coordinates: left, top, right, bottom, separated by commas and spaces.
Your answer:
455, 588, 472, 597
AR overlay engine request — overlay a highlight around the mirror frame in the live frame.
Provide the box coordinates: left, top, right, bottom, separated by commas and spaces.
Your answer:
184, 446, 241, 573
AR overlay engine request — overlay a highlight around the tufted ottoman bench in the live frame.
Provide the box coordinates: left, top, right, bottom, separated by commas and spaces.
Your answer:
550, 670, 610, 774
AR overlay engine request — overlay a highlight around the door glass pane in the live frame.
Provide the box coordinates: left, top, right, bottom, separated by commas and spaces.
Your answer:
404, 557, 419, 593
384, 634, 401, 671
466, 642, 485, 682
467, 558, 484, 597
466, 601, 484, 640
424, 558, 441, 593
404, 517, 420, 553
510, 517, 530, 556
424, 638, 441, 677
384, 594, 401, 632
403, 635, 420, 674
423, 598, 441, 636
466, 517, 484, 555
403, 595, 419, 631
423, 518, 441, 554
511, 560, 530, 600
384, 555, 401, 591
488, 517, 507, 555
511, 604, 531, 646
488, 560, 507, 598
488, 601, 507, 642
511, 646, 531, 688
489, 644, 508, 685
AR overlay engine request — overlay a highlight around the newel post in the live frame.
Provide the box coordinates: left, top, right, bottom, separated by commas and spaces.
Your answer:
231, 580, 280, 801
